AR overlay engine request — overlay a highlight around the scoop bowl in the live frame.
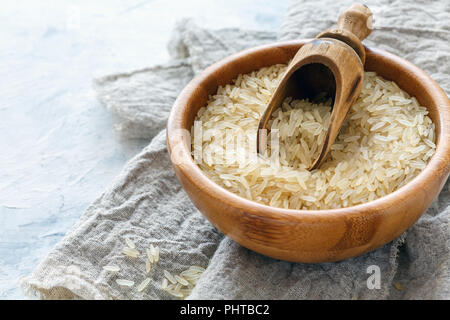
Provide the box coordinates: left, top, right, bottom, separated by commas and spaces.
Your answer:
166, 40, 450, 263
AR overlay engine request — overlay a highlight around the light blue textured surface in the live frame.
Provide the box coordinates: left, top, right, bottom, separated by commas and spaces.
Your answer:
0, 0, 288, 299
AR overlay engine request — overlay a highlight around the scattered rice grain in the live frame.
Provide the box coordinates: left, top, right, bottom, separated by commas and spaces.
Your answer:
164, 270, 177, 284
124, 237, 136, 249
103, 265, 120, 272
137, 277, 151, 292
116, 279, 134, 287
122, 247, 140, 258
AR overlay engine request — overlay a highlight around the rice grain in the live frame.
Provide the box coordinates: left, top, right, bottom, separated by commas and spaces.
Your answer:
103, 265, 120, 272
116, 279, 134, 287
137, 278, 151, 292
192, 66, 436, 210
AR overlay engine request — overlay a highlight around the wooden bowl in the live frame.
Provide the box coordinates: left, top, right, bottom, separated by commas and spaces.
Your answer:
166, 40, 450, 263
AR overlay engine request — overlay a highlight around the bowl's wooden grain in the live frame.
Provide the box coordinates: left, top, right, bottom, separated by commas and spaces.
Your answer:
166, 40, 450, 263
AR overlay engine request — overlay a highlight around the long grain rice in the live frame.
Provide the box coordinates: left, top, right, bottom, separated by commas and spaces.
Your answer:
163, 270, 177, 284
146, 248, 154, 263
161, 278, 168, 290
103, 265, 120, 272
145, 259, 151, 274
125, 237, 136, 249
122, 247, 140, 258
154, 246, 160, 263
175, 275, 189, 286
116, 279, 134, 287
192, 66, 436, 210
162, 266, 206, 299
137, 277, 151, 292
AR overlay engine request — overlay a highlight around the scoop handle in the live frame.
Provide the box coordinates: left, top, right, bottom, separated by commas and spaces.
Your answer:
337, 3, 373, 41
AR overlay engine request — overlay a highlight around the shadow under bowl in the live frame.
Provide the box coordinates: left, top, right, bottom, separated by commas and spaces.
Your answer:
166, 40, 450, 263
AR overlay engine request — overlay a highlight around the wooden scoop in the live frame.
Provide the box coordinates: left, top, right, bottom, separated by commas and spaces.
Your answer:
257, 3, 373, 170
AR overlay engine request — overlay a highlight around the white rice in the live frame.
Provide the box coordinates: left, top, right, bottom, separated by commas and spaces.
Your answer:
163, 270, 177, 284
116, 279, 134, 287
175, 275, 189, 286
112, 239, 205, 300
137, 277, 151, 292
192, 65, 436, 210
125, 237, 136, 249
146, 244, 159, 263
162, 266, 206, 299
145, 259, 151, 274
103, 265, 120, 272
146, 248, 154, 263
150, 244, 157, 257
122, 247, 140, 258
154, 246, 160, 262
161, 278, 168, 290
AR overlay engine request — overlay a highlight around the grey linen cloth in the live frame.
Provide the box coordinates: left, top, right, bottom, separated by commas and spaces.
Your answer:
21, 0, 449, 299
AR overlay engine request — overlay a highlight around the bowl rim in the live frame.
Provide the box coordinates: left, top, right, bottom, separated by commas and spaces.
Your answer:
167, 39, 450, 221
